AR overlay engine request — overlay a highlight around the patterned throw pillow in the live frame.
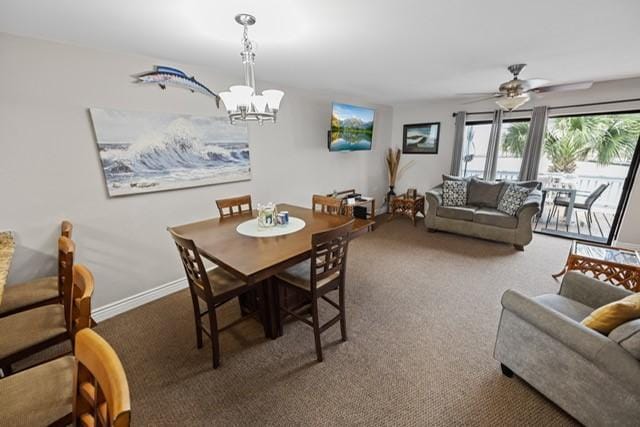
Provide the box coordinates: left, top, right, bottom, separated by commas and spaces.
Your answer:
497, 184, 530, 216
442, 180, 467, 207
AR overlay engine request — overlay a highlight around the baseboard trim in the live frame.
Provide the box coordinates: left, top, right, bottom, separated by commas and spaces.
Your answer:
614, 241, 640, 251
92, 276, 188, 322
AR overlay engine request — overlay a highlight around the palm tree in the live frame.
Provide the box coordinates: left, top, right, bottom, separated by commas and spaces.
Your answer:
502, 115, 640, 173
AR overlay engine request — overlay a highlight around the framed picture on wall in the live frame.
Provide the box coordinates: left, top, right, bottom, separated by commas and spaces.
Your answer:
402, 122, 440, 154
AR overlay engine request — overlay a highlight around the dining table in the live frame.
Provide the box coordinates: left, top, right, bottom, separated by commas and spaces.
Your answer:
541, 185, 578, 223
168, 203, 375, 338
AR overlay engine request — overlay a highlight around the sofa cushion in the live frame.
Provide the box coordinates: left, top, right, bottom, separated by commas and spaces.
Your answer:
473, 208, 518, 229
442, 180, 467, 207
497, 184, 531, 216
609, 319, 640, 359
467, 178, 504, 208
436, 206, 476, 221
534, 294, 593, 322
581, 292, 640, 334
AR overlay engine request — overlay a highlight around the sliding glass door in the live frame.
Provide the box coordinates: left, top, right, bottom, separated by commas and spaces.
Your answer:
516, 111, 640, 243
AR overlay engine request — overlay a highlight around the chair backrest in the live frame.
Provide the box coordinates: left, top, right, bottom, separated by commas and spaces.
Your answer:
74, 328, 131, 427
584, 183, 610, 208
58, 236, 75, 300
61, 220, 73, 238
312, 194, 344, 216
310, 220, 354, 291
216, 195, 252, 218
167, 229, 215, 301
65, 264, 94, 338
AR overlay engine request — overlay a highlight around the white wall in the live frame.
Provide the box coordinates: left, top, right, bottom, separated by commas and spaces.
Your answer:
390, 78, 640, 246
0, 33, 392, 307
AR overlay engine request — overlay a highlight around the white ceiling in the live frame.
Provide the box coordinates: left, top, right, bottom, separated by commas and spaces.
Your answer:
1, 0, 639, 104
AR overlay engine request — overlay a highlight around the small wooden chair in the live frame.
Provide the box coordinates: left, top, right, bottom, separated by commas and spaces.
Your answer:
168, 229, 267, 368
0, 329, 130, 427
0, 263, 94, 375
0, 221, 74, 317
312, 194, 344, 216
275, 220, 353, 362
216, 195, 253, 218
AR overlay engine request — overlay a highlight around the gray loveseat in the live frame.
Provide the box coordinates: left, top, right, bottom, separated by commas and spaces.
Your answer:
424, 177, 542, 250
494, 272, 640, 426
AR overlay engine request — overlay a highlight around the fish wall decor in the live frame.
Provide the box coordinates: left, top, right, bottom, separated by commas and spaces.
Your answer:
133, 66, 220, 108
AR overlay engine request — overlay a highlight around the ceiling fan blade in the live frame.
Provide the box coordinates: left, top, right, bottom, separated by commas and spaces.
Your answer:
532, 81, 594, 93
520, 78, 549, 90
456, 92, 499, 97
461, 94, 504, 105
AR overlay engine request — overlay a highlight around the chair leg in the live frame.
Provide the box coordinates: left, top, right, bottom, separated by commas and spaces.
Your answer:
208, 304, 220, 369
189, 289, 203, 349
311, 297, 323, 362
339, 284, 347, 342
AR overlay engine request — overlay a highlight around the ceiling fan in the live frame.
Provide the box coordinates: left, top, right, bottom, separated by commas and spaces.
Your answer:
460, 64, 593, 111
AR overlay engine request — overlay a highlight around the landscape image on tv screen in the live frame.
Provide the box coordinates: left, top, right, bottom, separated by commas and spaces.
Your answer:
330, 103, 375, 151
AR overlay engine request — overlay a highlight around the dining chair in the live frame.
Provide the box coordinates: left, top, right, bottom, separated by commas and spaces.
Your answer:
548, 183, 609, 230
216, 195, 253, 218
275, 220, 354, 362
0, 221, 74, 318
168, 229, 267, 368
312, 194, 344, 216
0, 263, 94, 376
0, 328, 130, 427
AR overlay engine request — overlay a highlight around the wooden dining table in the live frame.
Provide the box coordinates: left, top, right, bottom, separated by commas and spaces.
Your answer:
169, 203, 375, 338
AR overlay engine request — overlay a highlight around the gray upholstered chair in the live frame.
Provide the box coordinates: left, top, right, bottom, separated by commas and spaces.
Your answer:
494, 272, 640, 426
549, 183, 609, 229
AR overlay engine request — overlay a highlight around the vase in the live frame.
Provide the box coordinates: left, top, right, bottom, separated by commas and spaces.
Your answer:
387, 185, 396, 197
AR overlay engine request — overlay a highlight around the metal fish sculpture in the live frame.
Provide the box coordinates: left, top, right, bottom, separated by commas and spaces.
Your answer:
133, 66, 220, 108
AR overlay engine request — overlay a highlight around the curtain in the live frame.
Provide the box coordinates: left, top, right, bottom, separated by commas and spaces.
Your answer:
483, 109, 503, 180
449, 111, 467, 176
519, 106, 549, 180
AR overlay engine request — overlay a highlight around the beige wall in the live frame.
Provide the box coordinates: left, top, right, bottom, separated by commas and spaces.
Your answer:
0, 33, 392, 307
390, 78, 640, 246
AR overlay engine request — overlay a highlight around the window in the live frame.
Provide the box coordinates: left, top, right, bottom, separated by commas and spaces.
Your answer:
462, 119, 530, 179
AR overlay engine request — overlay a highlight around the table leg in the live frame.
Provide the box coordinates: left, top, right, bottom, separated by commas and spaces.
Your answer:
538, 190, 547, 219
264, 277, 281, 339
565, 191, 576, 223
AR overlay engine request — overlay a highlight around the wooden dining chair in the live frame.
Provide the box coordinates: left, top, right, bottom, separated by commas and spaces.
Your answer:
73, 328, 131, 426
275, 220, 354, 362
168, 229, 267, 368
216, 195, 253, 218
0, 328, 130, 427
312, 194, 344, 216
0, 263, 94, 375
0, 221, 74, 318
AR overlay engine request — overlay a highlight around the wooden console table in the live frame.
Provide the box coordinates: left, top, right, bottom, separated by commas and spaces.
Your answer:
553, 240, 640, 292
390, 194, 425, 226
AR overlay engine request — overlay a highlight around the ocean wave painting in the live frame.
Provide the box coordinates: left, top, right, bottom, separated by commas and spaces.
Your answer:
89, 108, 250, 197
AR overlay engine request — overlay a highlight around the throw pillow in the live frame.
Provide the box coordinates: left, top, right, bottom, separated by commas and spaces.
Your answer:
498, 180, 541, 200
468, 178, 504, 208
581, 293, 640, 334
497, 184, 530, 216
608, 319, 640, 359
442, 180, 467, 207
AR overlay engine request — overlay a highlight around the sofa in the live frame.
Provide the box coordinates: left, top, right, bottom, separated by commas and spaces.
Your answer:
424, 176, 542, 250
494, 272, 640, 426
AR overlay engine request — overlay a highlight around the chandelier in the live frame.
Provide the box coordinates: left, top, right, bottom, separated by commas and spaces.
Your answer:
218, 14, 284, 125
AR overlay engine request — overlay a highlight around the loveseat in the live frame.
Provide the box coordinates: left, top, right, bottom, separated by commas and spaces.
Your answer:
424, 176, 542, 250
494, 272, 640, 426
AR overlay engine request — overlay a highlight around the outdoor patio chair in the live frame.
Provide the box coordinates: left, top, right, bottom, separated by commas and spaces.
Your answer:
549, 183, 609, 230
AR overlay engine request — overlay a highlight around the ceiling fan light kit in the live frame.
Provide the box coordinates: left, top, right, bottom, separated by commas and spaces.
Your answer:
460, 64, 594, 111
219, 13, 284, 125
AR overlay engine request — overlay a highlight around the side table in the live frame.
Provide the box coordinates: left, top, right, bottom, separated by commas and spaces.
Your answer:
390, 195, 425, 226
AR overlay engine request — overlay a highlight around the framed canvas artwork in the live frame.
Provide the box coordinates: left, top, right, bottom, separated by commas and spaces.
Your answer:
89, 108, 250, 197
402, 122, 440, 154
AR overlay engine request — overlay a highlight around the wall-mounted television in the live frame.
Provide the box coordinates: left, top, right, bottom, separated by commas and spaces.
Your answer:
329, 103, 375, 152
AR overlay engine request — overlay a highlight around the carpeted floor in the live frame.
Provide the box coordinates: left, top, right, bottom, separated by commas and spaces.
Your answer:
94, 217, 579, 426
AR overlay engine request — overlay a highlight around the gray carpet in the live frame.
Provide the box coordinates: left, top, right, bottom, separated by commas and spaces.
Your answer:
95, 217, 579, 426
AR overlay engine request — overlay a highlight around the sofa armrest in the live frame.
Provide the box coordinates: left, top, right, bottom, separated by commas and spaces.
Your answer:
559, 271, 632, 309
501, 289, 609, 360
516, 189, 542, 217
501, 289, 640, 391
425, 188, 443, 211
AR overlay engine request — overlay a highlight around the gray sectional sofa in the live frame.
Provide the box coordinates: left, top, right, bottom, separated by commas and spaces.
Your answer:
424, 176, 542, 250
494, 272, 640, 426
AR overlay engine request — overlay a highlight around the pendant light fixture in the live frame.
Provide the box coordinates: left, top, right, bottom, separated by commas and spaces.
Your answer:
218, 14, 284, 125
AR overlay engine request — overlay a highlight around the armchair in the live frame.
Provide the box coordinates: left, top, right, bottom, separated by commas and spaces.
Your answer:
494, 272, 640, 426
